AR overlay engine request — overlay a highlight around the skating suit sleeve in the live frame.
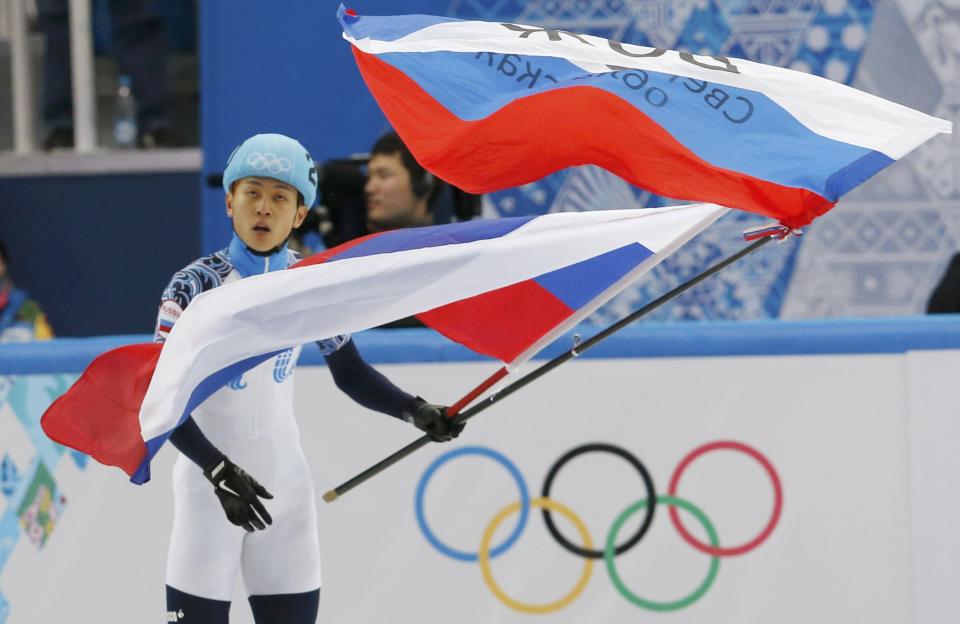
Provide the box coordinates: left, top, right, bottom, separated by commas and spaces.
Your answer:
154, 251, 233, 343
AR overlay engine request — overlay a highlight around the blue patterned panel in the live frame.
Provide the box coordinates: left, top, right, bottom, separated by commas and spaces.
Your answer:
781, 1, 960, 317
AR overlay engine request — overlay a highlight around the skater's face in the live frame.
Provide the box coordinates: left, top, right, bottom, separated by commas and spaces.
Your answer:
227, 176, 307, 252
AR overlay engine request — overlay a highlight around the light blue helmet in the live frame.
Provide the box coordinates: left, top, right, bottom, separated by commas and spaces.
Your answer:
222, 133, 317, 208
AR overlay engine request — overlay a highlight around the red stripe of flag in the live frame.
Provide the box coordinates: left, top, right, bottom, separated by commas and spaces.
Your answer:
41, 343, 162, 477
418, 279, 574, 363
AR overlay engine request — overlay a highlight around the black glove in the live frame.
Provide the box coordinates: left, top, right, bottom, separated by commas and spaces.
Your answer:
203, 454, 274, 532
402, 396, 464, 442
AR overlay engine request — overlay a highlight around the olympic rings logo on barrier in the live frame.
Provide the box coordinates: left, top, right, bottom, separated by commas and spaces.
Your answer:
246, 151, 293, 174
414, 441, 783, 614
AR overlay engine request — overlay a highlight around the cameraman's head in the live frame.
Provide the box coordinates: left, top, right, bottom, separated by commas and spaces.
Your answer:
364, 132, 433, 232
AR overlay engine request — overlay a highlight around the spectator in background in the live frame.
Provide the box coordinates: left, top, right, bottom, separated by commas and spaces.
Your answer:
38, 0, 178, 149
359, 131, 445, 328
0, 240, 53, 342
364, 131, 437, 233
927, 252, 960, 313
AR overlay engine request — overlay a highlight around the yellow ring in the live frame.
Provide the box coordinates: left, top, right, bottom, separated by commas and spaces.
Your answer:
478, 497, 594, 614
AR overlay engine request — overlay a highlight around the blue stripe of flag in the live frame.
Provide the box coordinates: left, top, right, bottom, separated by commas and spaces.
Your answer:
534, 242, 653, 310
328, 216, 537, 262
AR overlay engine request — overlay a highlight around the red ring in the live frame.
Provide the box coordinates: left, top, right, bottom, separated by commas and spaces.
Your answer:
667, 440, 783, 557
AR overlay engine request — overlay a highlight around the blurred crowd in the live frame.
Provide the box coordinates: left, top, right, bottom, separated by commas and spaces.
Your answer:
0, 240, 53, 343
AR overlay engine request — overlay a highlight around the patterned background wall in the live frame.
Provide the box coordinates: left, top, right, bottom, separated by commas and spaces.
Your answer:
0, 375, 84, 622
451, 0, 958, 321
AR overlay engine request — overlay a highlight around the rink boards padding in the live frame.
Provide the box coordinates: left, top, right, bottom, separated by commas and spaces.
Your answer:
0, 318, 958, 623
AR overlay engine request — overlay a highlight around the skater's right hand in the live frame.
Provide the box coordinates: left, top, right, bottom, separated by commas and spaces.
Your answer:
203, 454, 274, 532
402, 396, 464, 442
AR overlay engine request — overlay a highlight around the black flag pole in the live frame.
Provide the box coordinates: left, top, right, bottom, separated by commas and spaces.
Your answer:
323, 226, 792, 502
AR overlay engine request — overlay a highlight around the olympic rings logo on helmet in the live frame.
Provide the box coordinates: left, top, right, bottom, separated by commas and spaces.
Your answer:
414, 440, 783, 614
245, 151, 293, 175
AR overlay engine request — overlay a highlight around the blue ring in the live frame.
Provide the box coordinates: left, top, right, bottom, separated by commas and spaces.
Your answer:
415, 445, 530, 562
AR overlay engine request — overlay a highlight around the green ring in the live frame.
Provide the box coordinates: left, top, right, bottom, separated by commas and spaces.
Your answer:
604, 495, 720, 611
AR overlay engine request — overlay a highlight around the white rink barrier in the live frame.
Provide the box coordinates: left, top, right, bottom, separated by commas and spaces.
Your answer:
1, 317, 959, 624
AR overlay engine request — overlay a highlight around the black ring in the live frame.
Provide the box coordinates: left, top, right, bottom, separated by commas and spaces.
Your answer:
540, 442, 656, 559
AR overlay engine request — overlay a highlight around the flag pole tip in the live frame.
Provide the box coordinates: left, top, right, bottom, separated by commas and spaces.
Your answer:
742, 223, 801, 242
322, 489, 339, 503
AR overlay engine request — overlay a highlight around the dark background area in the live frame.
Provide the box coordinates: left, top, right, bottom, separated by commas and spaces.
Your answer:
0, 172, 200, 336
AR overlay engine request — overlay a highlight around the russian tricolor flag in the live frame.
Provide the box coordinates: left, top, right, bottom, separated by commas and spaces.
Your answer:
42, 204, 726, 483
339, 6, 951, 228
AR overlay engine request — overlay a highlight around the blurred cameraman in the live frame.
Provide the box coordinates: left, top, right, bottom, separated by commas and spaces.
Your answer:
365, 132, 436, 233
299, 131, 479, 252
